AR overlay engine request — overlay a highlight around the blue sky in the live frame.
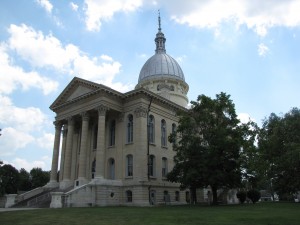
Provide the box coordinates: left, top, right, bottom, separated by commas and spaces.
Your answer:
0, 0, 300, 171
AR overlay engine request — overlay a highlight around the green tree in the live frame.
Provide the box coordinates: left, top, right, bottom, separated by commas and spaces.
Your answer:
247, 189, 261, 203
30, 168, 50, 189
0, 164, 19, 195
168, 92, 255, 205
18, 168, 32, 191
257, 108, 300, 198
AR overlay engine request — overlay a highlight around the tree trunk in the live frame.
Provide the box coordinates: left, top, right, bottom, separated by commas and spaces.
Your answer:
212, 186, 218, 205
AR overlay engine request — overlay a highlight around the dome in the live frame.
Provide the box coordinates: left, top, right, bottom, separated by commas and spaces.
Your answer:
138, 53, 185, 83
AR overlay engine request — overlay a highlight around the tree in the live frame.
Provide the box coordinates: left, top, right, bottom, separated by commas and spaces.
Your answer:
247, 189, 261, 203
30, 168, 50, 189
18, 168, 32, 191
0, 164, 19, 195
236, 190, 247, 204
257, 108, 300, 198
168, 92, 255, 205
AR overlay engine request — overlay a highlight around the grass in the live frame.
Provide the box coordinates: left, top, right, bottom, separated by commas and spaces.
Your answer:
0, 202, 299, 225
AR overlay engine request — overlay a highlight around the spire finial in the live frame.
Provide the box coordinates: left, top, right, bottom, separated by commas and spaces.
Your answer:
155, 10, 166, 54
158, 10, 161, 32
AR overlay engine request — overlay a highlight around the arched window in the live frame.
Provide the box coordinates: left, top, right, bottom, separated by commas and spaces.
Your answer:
172, 123, 177, 145
161, 119, 167, 147
93, 124, 98, 150
126, 190, 132, 202
162, 157, 168, 178
148, 155, 156, 177
109, 120, 116, 146
126, 154, 133, 177
149, 115, 155, 143
175, 191, 180, 201
108, 158, 115, 180
127, 114, 133, 143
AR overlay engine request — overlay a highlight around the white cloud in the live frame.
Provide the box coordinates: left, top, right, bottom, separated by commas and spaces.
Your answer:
0, 127, 35, 156
7, 24, 132, 92
162, 0, 300, 37
70, 2, 79, 11
0, 95, 49, 132
258, 43, 269, 57
37, 133, 54, 150
100, 54, 113, 61
83, 0, 143, 32
0, 44, 58, 95
36, 0, 53, 13
238, 113, 255, 124
11, 158, 48, 171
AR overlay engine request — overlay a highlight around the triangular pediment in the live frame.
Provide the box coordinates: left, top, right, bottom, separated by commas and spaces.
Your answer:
50, 77, 102, 110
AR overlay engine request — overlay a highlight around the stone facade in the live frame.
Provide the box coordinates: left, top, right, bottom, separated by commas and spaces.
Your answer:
47, 77, 189, 206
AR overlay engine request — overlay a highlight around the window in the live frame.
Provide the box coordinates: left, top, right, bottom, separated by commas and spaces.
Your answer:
164, 190, 170, 203
148, 155, 156, 177
175, 191, 180, 201
127, 114, 133, 143
91, 158, 96, 179
148, 115, 155, 143
161, 119, 167, 147
126, 190, 132, 202
162, 157, 168, 178
126, 154, 133, 177
93, 125, 98, 150
109, 120, 116, 146
172, 123, 177, 145
108, 158, 115, 179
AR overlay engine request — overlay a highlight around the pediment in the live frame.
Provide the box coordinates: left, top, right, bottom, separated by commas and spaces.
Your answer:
50, 77, 102, 110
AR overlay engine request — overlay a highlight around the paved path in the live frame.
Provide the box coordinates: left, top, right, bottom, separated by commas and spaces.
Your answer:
0, 208, 41, 212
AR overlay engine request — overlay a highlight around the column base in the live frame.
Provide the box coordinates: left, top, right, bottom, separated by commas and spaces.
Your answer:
45, 180, 59, 188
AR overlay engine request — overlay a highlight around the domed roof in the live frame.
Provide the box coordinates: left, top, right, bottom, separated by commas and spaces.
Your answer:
138, 13, 185, 83
138, 53, 185, 82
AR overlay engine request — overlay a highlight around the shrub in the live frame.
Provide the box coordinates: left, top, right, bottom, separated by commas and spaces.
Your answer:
236, 191, 247, 204
247, 189, 261, 204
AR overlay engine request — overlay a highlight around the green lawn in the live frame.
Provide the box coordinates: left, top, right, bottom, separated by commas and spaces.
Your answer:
0, 202, 299, 225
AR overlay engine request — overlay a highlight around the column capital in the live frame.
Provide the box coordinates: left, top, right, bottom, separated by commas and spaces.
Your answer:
96, 104, 109, 116
117, 112, 125, 122
66, 117, 75, 126
80, 111, 90, 121
53, 121, 62, 130
134, 106, 147, 118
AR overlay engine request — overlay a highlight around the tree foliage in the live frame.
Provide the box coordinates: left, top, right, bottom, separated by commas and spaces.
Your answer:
257, 108, 300, 197
0, 164, 19, 195
168, 92, 256, 204
236, 190, 247, 204
247, 189, 261, 204
30, 168, 50, 189
0, 163, 50, 196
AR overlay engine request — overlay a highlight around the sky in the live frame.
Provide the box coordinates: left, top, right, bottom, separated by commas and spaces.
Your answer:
0, 0, 300, 171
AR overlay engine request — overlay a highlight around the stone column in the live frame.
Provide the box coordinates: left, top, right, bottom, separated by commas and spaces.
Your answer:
77, 112, 89, 185
95, 105, 108, 179
5, 194, 17, 208
134, 106, 148, 182
48, 121, 62, 187
59, 125, 67, 182
60, 117, 74, 189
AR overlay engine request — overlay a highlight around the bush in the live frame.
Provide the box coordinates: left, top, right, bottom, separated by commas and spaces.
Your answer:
247, 189, 261, 204
236, 191, 247, 204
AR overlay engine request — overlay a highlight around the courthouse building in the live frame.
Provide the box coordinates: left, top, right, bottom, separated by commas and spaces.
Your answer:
47, 16, 190, 207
